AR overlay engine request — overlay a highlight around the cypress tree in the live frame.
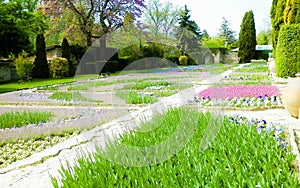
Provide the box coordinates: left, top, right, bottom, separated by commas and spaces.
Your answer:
284, 0, 300, 24
270, 0, 286, 55
238, 10, 256, 63
62, 38, 74, 76
32, 34, 49, 78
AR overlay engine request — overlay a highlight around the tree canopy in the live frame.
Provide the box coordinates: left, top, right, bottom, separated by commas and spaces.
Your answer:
0, 1, 47, 57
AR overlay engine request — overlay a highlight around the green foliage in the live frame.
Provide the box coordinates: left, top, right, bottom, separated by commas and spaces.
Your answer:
49, 91, 102, 103
0, 111, 53, 129
217, 17, 236, 45
177, 5, 201, 54
203, 36, 226, 49
256, 30, 272, 45
141, 43, 164, 58
14, 52, 34, 80
32, 34, 49, 78
0, 1, 48, 57
179, 55, 188, 65
270, 0, 287, 55
49, 57, 69, 78
238, 10, 257, 63
144, 0, 179, 37
51, 108, 299, 187
115, 90, 157, 104
284, 0, 300, 24
61, 38, 75, 76
275, 24, 300, 78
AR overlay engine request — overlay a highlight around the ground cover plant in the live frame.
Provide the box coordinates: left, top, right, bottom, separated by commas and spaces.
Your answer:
0, 131, 79, 168
51, 108, 299, 187
49, 91, 102, 103
0, 111, 53, 129
117, 80, 191, 104
234, 62, 269, 73
189, 85, 282, 109
115, 90, 157, 104
223, 74, 271, 81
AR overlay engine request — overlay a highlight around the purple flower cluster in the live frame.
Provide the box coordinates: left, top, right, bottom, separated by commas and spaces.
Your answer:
228, 114, 286, 149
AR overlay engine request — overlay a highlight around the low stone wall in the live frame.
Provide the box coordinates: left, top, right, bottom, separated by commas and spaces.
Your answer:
0, 60, 17, 83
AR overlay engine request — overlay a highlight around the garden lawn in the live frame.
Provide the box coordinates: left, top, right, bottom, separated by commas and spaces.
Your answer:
0, 74, 98, 93
52, 108, 299, 187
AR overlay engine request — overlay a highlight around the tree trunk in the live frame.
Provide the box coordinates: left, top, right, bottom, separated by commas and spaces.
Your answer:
99, 35, 106, 60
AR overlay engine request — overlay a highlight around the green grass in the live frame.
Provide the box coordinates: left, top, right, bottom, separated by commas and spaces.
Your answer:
115, 90, 157, 104
234, 65, 269, 73
51, 108, 299, 187
123, 81, 173, 90
0, 74, 99, 93
0, 111, 53, 129
49, 91, 102, 103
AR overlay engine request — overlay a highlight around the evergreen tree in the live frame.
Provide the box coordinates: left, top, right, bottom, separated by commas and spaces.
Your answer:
218, 17, 236, 46
32, 34, 49, 78
202, 30, 210, 39
284, 0, 300, 24
270, 0, 286, 55
238, 10, 257, 63
61, 38, 74, 76
176, 5, 201, 54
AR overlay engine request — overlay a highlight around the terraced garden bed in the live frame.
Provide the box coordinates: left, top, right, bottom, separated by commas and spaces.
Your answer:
51, 108, 299, 187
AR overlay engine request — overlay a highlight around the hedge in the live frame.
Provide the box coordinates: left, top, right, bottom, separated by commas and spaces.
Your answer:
275, 24, 300, 78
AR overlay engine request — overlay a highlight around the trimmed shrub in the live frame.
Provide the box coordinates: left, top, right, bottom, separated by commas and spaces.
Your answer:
179, 55, 188, 66
32, 34, 49, 78
275, 24, 300, 78
165, 55, 179, 64
50, 57, 69, 78
14, 52, 34, 80
62, 38, 75, 76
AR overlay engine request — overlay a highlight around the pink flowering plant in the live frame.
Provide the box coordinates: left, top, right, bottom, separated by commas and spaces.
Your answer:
189, 85, 283, 108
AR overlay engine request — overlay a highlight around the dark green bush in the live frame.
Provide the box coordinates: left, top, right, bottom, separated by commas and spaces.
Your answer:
276, 24, 300, 78
165, 55, 179, 64
32, 34, 49, 78
62, 38, 75, 76
49, 57, 69, 78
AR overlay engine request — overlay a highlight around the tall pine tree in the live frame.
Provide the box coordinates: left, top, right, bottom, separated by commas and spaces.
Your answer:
238, 10, 256, 63
218, 17, 236, 46
33, 34, 49, 78
177, 5, 201, 54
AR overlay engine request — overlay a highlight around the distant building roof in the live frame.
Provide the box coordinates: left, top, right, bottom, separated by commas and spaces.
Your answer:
231, 45, 273, 52
255, 45, 273, 51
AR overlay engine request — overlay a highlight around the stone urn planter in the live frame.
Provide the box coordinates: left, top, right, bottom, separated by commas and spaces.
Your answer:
282, 79, 300, 118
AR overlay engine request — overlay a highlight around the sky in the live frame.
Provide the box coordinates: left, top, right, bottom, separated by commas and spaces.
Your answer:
148, 0, 273, 37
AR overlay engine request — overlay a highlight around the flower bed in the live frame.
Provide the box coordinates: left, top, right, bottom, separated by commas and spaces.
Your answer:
223, 74, 270, 81
188, 85, 282, 109
0, 131, 79, 168
51, 108, 298, 187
